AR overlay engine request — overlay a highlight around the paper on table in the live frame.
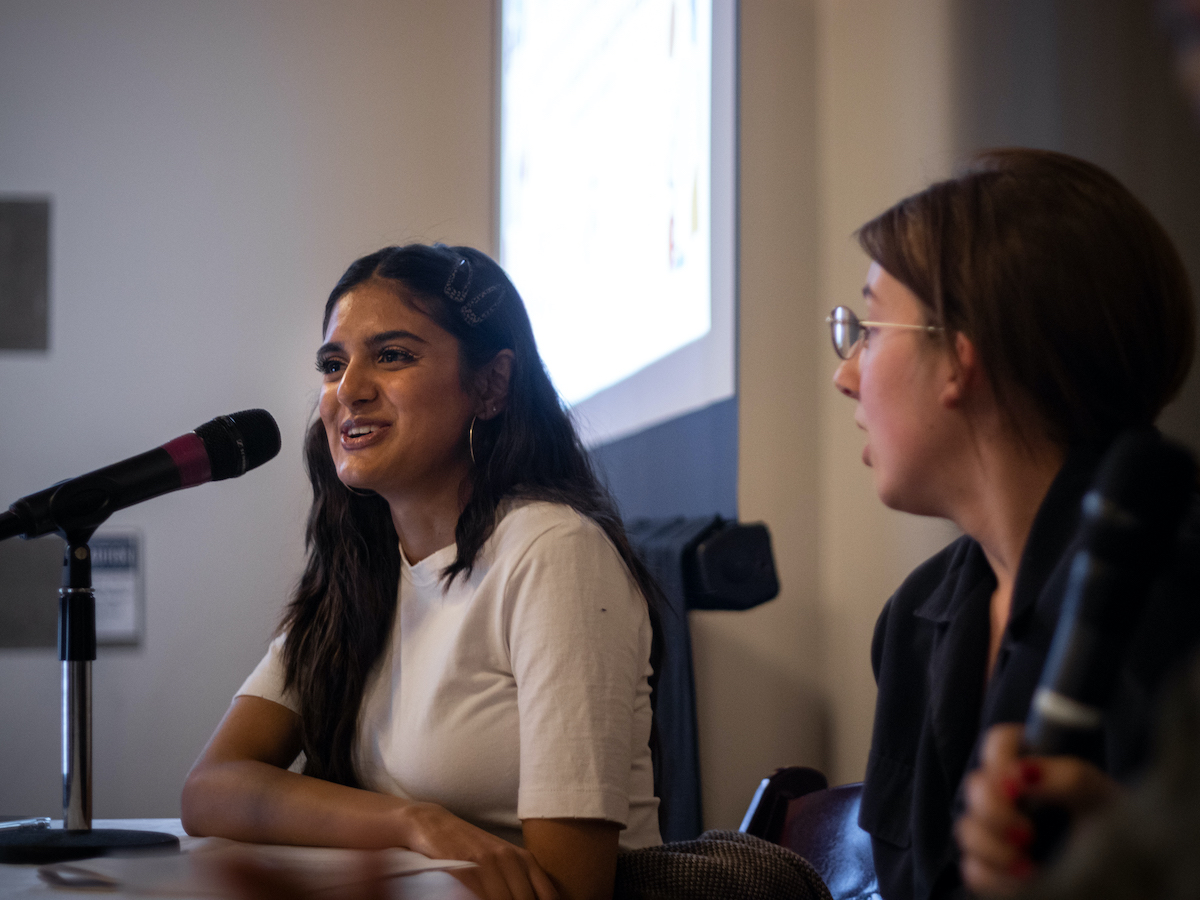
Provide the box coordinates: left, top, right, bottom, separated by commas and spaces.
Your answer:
39, 838, 475, 896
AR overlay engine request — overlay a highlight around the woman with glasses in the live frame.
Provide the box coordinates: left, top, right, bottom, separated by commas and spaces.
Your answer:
829, 149, 1200, 900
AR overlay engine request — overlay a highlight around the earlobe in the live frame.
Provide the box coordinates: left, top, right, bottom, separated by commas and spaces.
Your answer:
941, 332, 978, 408
476, 349, 515, 419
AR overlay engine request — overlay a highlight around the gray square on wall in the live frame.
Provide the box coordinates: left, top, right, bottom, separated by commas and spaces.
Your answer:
0, 198, 50, 351
0, 535, 62, 648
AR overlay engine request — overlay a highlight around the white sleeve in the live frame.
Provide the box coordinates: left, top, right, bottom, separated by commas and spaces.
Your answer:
234, 633, 301, 714
507, 516, 652, 827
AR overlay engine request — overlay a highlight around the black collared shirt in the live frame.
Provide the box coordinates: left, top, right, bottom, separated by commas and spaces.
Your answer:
859, 447, 1200, 900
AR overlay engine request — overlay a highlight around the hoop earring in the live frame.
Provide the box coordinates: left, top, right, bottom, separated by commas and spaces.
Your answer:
469, 415, 478, 467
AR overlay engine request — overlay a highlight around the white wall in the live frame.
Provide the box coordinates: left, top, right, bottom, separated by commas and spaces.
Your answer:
694, 0, 826, 830
713, 1, 963, 830
0, 0, 495, 818
812, 0, 965, 789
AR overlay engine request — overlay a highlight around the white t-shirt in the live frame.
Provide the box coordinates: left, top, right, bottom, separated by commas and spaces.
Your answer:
236, 500, 661, 849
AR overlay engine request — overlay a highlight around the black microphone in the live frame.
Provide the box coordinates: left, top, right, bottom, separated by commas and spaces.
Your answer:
1020, 429, 1196, 861
0, 409, 281, 542
1025, 429, 1197, 757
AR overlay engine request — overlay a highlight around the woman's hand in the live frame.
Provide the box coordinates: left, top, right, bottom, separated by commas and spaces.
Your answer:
955, 723, 1119, 896
395, 802, 558, 900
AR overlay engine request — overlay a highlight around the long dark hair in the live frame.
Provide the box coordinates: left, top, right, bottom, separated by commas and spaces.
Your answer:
858, 148, 1194, 448
281, 243, 662, 787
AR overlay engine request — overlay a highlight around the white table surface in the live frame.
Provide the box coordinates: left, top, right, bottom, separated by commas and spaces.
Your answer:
0, 819, 478, 899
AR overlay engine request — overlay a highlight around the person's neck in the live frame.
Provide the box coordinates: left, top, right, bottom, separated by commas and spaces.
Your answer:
952, 427, 1066, 599
385, 473, 472, 565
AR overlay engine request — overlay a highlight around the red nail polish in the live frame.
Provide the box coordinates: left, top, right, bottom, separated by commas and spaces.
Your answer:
1002, 776, 1022, 801
1020, 760, 1043, 785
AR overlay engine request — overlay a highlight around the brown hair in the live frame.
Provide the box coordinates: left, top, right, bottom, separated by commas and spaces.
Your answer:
857, 148, 1195, 447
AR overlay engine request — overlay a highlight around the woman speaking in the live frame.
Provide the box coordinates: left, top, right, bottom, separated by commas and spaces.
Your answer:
182, 244, 662, 900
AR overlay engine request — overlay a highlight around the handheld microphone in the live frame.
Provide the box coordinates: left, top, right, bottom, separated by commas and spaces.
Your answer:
0, 409, 281, 542
1025, 429, 1197, 758
1018, 429, 1196, 862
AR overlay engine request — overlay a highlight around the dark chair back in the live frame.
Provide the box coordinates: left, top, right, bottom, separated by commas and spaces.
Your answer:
741, 767, 880, 900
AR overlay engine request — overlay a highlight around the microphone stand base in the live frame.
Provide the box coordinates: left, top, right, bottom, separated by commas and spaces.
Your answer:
0, 827, 179, 864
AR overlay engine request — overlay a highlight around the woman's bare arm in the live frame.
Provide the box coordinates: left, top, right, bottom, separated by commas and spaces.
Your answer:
522, 818, 620, 900
182, 696, 404, 846
182, 696, 558, 900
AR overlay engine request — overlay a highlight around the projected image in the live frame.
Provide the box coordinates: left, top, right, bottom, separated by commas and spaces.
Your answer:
501, 0, 713, 406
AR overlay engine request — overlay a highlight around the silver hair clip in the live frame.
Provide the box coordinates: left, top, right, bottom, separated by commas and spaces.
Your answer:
444, 257, 472, 304
460, 284, 505, 325
444, 257, 506, 326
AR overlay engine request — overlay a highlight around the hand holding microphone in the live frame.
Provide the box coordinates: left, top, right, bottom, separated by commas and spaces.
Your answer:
0, 409, 281, 541
957, 429, 1197, 893
957, 723, 1118, 896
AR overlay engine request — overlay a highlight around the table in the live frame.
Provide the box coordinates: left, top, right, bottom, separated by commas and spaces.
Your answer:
0, 820, 479, 899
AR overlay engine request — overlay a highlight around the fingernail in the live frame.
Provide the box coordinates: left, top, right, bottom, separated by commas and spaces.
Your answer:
1002, 776, 1022, 801
1005, 825, 1032, 848
1020, 760, 1043, 785
1009, 858, 1034, 879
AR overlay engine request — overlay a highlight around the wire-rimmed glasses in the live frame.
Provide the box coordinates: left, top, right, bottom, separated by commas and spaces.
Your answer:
826, 306, 943, 360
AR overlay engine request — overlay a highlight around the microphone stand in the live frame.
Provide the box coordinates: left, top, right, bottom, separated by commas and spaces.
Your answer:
61, 532, 96, 832
0, 530, 179, 863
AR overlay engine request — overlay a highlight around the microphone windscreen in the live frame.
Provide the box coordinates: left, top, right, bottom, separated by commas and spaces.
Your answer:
194, 409, 281, 481
1094, 427, 1195, 542
1081, 429, 1197, 570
